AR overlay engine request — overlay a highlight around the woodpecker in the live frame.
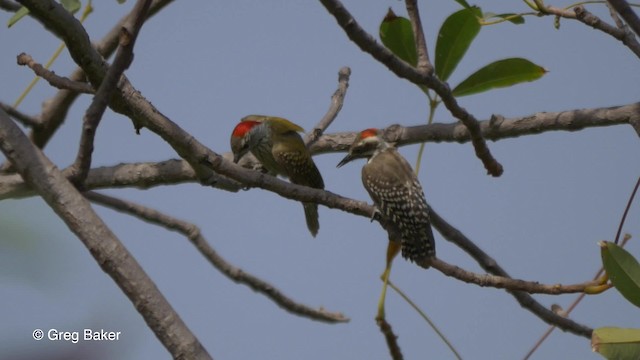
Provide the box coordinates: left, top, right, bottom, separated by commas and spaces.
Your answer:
337, 128, 435, 264
230, 115, 325, 237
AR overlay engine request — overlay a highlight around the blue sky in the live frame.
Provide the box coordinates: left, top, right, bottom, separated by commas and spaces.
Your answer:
1, 1, 639, 359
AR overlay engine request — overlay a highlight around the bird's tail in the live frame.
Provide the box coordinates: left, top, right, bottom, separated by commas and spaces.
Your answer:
303, 202, 319, 237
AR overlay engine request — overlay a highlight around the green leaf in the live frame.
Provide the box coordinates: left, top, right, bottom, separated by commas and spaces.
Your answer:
483, 12, 525, 25
592, 327, 640, 360
7, 6, 30, 28
452, 58, 546, 97
60, 0, 81, 14
601, 241, 640, 308
435, 7, 482, 82
380, 8, 417, 66
117, 0, 127, 3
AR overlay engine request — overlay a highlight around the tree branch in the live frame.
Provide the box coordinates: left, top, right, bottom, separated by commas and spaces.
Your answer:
534, 3, 640, 59
1, 100, 634, 200
304, 66, 351, 145
0, 107, 212, 360
317, 0, 503, 177
67, 0, 152, 186
16, 53, 95, 94
0, 101, 41, 128
607, 0, 640, 37
405, 0, 432, 74
429, 257, 600, 295
85, 191, 349, 324
24, 0, 175, 151
376, 317, 404, 360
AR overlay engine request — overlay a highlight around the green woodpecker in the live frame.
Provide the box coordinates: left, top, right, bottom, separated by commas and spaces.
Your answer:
337, 128, 435, 263
230, 115, 325, 237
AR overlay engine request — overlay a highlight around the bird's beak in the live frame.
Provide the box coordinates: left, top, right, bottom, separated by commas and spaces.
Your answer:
336, 153, 355, 168
233, 153, 242, 164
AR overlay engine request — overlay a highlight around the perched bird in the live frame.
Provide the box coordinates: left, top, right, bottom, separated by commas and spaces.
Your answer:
337, 128, 435, 262
337, 128, 435, 318
230, 115, 325, 237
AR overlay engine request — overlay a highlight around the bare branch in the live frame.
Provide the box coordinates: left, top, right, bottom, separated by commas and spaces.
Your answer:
2, 99, 634, 199
404, 0, 432, 74
429, 257, 600, 295
86, 191, 349, 324
16, 53, 94, 94
305, 66, 351, 145
607, 0, 640, 37
376, 317, 404, 360
0, 107, 213, 360
317, 0, 503, 177
534, 3, 640, 59
310, 103, 640, 154
68, 0, 152, 186
25, 0, 175, 150
0, 101, 41, 128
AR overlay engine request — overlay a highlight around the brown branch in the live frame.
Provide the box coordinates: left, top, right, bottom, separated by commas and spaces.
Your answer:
317, 0, 503, 177
13, 0, 609, 338
429, 257, 600, 294
428, 208, 594, 338
85, 191, 349, 324
607, 0, 640, 37
534, 3, 640, 58
0, 107, 212, 360
0, 159, 199, 200
1, 100, 634, 199
304, 66, 351, 145
376, 317, 404, 360
309, 102, 640, 154
404, 0, 432, 74
68, 0, 152, 186
0, 101, 41, 128
16, 53, 95, 94
25, 0, 175, 151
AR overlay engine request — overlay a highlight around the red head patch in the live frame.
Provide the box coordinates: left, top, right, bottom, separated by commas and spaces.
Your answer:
359, 128, 379, 140
231, 120, 260, 138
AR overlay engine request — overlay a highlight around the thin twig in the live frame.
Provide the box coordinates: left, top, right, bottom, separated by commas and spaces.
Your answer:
318, 0, 503, 177
304, 66, 351, 145
429, 257, 600, 294
534, 2, 640, 58
0, 101, 41, 129
606, 1, 627, 28
376, 317, 404, 360
0, 107, 213, 360
614, 176, 640, 244
16, 53, 94, 94
25, 0, 175, 151
85, 191, 349, 324
404, 0, 433, 74
68, 0, 152, 186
